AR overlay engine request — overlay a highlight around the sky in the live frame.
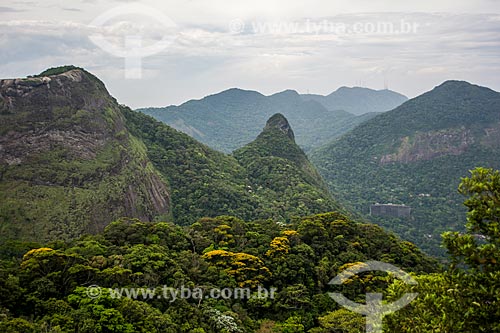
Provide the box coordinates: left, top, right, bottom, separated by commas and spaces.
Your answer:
1, 0, 500, 108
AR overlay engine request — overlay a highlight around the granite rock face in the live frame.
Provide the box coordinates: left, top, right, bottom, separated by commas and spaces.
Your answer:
263, 113, 295, 141
0, 68, 170, 241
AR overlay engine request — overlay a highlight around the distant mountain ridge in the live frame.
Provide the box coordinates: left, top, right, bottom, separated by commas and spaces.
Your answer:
311, 80, 500, 256
301, 86, 408, 115
138, 86, 407, 153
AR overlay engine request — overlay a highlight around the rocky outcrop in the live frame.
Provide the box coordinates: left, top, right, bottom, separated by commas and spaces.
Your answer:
380, 127, 475, 164
482, 123, 500, 148
0, 68, 171, 241
264, 113, 295, 141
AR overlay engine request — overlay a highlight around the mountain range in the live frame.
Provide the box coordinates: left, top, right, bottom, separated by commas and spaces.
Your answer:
0, 66, 338, 242
138, 87, 407, 153
301, 86, 408, 115
2, 66, 498, 258
311, 80, 500, 256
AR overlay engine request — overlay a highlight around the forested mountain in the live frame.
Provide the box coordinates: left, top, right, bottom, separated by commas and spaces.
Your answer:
2, 66, 500, 333
0, 67, 339, 243
138, 86, 406, 153
301, 86, 408, 115
233, 113, 341, 220
311, 80, 500, 256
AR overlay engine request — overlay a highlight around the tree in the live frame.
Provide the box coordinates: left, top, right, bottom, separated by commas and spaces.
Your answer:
443, 167, 500, 271
310, 309, 365, 333
68, 287, 135, 333
386, 167, 500, 332
276, 315, 305, 333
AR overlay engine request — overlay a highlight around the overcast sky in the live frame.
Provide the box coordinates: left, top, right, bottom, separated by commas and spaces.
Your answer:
1, 0, 499, 108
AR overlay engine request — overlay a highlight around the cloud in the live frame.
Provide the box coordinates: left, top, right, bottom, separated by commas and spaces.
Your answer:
63, 7, 82, 12
0, 6, 24, 12
0, 8, 499, 107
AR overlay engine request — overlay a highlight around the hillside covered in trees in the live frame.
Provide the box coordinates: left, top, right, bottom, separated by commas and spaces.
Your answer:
2, 67, 500, 332
311, 81, 500, 256
0, 67, 338, 243
1, 168, 500, 332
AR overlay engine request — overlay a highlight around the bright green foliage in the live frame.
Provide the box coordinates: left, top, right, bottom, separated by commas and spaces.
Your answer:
443, 167, 500, 270
309, 308, 365, 333
276, 315, 305, 333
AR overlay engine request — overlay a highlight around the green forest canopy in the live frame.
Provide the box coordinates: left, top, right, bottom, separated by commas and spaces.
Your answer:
1, 167, 499, 332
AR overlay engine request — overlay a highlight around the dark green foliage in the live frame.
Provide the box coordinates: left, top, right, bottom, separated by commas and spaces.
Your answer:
385, 167, 500, 332
233, 114, 341, 222
5, 67, 500, 332
311, 81, 500, 257
122, 108, 340, 226
0, 68, 171, 242
121, 106, 261, 226
0, 212, 437, 332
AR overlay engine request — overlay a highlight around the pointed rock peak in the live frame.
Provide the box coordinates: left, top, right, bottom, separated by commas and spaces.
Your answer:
264, 113, 295, 141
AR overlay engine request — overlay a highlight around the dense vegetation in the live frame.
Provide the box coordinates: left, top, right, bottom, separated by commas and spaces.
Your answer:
0, 67, 341, 242
0, 211, 438, 333
385, 167, 500, 332
123, 108, 341, 226
3, 67, 500, 332
137, 87, 403, 153
311, 81, 500, 257
232, 114, 341, 220
2, 168, 499, 332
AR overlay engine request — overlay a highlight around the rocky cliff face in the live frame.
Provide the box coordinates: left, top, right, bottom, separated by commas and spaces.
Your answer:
0, 70, 114, 165
0, 68, 170, 241
263, 113, 295, 141
380, 127, 476, 164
